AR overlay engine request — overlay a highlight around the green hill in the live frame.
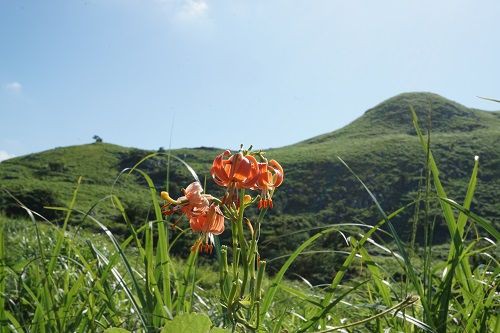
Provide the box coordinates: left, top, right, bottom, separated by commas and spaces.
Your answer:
273, 92, 499, 225
1, 92, 499, 282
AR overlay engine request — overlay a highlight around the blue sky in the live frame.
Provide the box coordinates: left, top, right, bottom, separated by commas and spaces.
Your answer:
1, 0, 499, 161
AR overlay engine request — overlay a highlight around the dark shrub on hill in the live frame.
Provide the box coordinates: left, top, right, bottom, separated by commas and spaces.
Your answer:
0, 187, 62, 220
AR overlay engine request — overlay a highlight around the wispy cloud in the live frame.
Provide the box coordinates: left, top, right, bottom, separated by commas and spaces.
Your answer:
3, 81, 23, 94
176, 0, 208, 21
154, 0, 209, 22
0, 150, 15, 162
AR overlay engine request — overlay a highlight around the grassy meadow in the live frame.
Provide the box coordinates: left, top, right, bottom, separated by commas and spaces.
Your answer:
0, 94, 498, 332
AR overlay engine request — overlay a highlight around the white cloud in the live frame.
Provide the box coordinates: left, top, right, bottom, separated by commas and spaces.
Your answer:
176, 0, 208, 21
148, 0, 211, 25
3, 82, 23, 94
0, 150, 15, 162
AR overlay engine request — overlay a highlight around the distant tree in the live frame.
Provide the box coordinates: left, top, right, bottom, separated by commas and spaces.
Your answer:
93, 135, 103, 143
158, 147, 166, 153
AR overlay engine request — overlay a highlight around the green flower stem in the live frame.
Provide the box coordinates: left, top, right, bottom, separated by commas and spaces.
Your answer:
220, 246, 229, 299
248, 239, 257, 311
251, 261, 266, 331
237, 189, 249, 298
255, 261, 266, 302
233, 247, 241, 279
231, 219, 238, 272
227, 280, 239, 318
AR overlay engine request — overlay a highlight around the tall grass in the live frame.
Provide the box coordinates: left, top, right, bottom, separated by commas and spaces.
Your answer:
0, 111, 498, 332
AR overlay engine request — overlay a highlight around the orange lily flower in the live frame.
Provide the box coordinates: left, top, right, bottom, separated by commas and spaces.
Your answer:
189, 203, 225, 235
161, 182, 224, 253
211, 150, 260, 203
161, 181, 215, 216
189, 203, 225, 253
254, 159, 284, 209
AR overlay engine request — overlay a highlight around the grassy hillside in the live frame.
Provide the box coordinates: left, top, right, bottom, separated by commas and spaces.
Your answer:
1, 92, 499, 282
272, 92, 500, 234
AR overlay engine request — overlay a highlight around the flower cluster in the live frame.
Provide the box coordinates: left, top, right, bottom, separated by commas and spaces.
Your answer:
211, 150, 284, 209
161, 148, 284, 253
